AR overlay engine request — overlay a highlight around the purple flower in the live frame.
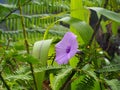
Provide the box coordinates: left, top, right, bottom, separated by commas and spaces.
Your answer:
55, 32, 78, 64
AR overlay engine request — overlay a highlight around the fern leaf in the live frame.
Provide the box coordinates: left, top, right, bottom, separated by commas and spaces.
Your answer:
105, 79, 120, 90
34, 65, 70, 73
97, 63, 120, 73
75, 75, 95, 90
50, 67, 73, 90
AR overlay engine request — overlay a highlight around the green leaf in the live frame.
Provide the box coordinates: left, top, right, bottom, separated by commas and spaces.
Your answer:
0, 3, 17, 9
50, 67, 73, 90
72, 75, 95, 90
70, 56, 79, 68
34, 65, 70, 73
105, 79, 120, 90
32, 39, 52, 90
112, 21, 120, 35
5, 74, 31, 81
59, 16, 93, 44
16, 54, 39, 64
89, 7, 120, 23
71, 0, 90, 23
97, 63, 120, 73
32, 39, 53, 65
70, 0, 90, 44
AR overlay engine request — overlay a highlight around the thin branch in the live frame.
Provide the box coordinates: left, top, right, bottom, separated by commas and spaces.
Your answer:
18, 0, 29, 54
0, 0, 32, 23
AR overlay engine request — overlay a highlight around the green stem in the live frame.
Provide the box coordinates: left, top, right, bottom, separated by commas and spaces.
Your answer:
18, 1, 38, 90
0, 72, 11, 90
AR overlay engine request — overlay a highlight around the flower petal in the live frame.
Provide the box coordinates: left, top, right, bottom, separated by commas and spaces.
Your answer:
55, 53, 69, 64
55, 32, 78, 64
56, 48, 66, 59
55, 32, 76, 49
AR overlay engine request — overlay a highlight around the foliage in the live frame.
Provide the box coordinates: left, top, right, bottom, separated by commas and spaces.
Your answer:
0, 0, 120, 90
50, 67, 73, 90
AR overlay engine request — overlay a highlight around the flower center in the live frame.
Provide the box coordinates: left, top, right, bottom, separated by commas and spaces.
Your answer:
66, 46, 71, 53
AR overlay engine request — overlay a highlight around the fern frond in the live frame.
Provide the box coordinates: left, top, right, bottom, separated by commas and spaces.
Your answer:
5, 74, 32, 81
75, 75, 95, 90
105, 79, 120, 90
97, 63, 120, 73
5, 65, 32, 81
0, 27, 67, 43
50, 67, 73, 90
34, 65, 70, 73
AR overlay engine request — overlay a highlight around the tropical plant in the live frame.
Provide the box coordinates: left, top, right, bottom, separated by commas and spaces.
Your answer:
0, 0, 120, 90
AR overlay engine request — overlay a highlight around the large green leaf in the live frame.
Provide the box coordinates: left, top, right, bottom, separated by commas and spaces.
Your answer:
32, 39, 52, 90
70, 0, 90, 44
32, 39, 52, 65
59, 16, 93, 44
89, 7, 120, 23
71, 0, 90, 23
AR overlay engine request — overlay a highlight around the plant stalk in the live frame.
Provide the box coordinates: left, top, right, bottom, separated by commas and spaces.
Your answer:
0, 72, 11, 90
18, 1, 38, 90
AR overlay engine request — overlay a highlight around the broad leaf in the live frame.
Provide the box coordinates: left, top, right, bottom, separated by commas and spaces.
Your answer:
71, 0, 90, 23
32, 39, 52, 90
32, 39, 52, 65
89, 7, 120, 23
59, 16, 93, 44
